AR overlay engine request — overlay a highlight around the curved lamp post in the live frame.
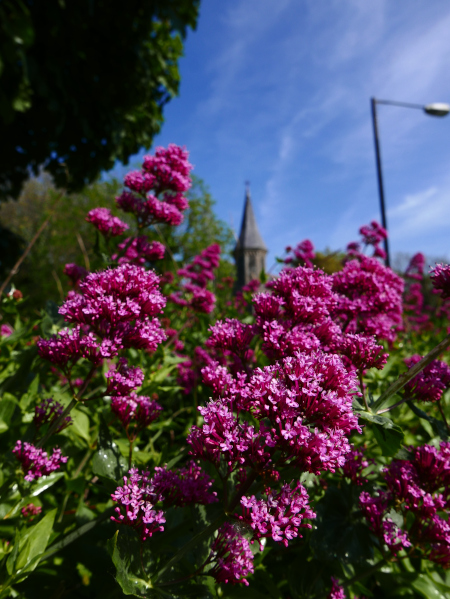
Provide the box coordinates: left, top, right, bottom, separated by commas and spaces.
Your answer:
371, 98, 450, 267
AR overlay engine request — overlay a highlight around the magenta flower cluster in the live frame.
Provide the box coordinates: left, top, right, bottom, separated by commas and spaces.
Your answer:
403, 354, 450, 403
63, 263, 88, 287
13, 441, 68, 482
347, 220, 387, 260
113, 236, 165, 265
284, 239, 315, 268
151, 460, 218, 506
341, 446, 371, 486
86, 207, 129, 238
240, 482, 316, 548
21, 504, 42, 520
0, 324, 14, 337
207, 523, 254, 586
111, 468, 165, 541
328, 577, 346, 599
34, 398, 72, 433
111, 394, 162, 433
106, 359, 162, 434
188, 349, 359, 485
38, 264, 166, 368
360, 442, 450, 565
116, 144, 192, 228
332, 255, 404, 343
170, 244, 221, 314
430, 263, 450, 300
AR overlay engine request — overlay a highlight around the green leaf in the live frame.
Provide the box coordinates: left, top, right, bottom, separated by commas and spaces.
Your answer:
0, 393, 18, 433
71, 409, 91, 444
311, 485, 373, 563
407, 401, 449, 440
92, 418, 127, 482
6, 529, 21, 576
357, 411, 404, 456
107, 531, 156, 597
30, 472, 65, 497
19, 375, 39, 411
412, 574, 448, 599
15, 508, 56, 574
41, 507, 114, 562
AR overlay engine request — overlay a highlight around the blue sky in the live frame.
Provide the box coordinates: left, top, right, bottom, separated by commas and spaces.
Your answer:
112, 0, 450, 271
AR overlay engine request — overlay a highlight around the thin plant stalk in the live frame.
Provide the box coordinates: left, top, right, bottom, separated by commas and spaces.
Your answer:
372, 332, 450, 412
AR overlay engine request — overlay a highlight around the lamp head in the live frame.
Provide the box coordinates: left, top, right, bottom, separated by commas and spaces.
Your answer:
424, 103, 450, 117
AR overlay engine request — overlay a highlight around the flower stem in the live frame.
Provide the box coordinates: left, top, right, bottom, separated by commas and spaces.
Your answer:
359, 372, 369, 411
377, 396, 408, 414
372, 332, 450, 412
342, 558, 387, 589
437, 400, 450, 433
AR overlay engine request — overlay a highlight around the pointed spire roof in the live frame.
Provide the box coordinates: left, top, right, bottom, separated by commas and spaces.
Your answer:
235, 184, 267, 252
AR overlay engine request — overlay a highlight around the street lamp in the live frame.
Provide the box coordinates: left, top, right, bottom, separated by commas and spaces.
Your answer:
371, 97, 450, 267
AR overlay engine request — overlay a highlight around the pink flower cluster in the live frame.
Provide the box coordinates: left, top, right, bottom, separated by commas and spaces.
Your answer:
430, 263, 450, 300
240, 482, 316, 548
21, 504, 42, 520
63, 263, 88, 287
13, 441, 68, 482
284, 239, 315, 268
328, 577, 346, 599
207, 523, 254, 586
402, 253, 431, 332
0, 323, 14, 337
405, 252, 425, 281
207, 319, 256, 371
86, 207, 129, 238
189, 349, 360, 476
38, 264, 166, 369
403, 354, 450, 403
111, 462, 217, 541
332, 255, 404, 343
116, 144, 192, 228
111, 394, 162, 433
113, 236, 165, 265
347, 220, 387, 260
151, 461, 218, 506
170, 244, 221, 314
341, 446, 371, 486
360, 442, 450, 565
111, 468, 165, 541
34, 398, 72, 433
36, 325, 101, 368
106, 359, 162, 434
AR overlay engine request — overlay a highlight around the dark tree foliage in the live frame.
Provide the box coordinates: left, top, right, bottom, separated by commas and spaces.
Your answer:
0, 0, 199, 199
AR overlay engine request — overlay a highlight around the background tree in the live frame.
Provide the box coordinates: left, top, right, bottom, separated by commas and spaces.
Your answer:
0, 0, 199, 200
0, 173, 235, 313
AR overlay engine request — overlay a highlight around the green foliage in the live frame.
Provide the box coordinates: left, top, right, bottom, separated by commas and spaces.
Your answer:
0, 0, 199, 199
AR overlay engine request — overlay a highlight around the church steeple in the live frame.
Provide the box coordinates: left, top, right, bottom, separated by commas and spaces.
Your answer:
234, 184, 267, 291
